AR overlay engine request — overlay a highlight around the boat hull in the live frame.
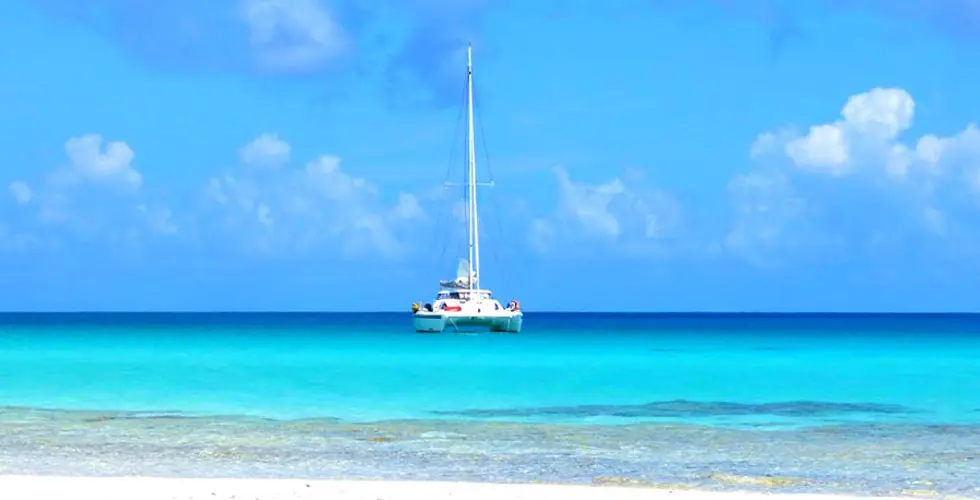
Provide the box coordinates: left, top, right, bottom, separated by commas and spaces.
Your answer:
413, 312, 522, 333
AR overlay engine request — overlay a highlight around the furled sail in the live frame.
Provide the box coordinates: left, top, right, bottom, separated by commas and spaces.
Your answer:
439, 258, 474, 288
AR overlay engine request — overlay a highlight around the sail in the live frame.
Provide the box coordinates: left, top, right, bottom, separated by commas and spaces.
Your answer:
455, 258, 469, 281
439, 258, 473, 288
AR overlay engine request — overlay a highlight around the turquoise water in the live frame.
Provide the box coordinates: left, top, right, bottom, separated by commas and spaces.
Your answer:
1, 313, 979, 496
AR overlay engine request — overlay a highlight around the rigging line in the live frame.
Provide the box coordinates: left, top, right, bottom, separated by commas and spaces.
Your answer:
454, 66, 473, 266
431, 70, 470, 270
472, 81, 513, 295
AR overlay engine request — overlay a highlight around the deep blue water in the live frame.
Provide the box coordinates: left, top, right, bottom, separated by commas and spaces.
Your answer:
0, 313, 978, 495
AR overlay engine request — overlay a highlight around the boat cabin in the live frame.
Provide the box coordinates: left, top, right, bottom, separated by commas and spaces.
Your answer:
436, 289, 493, 301
427, 288, 507, 313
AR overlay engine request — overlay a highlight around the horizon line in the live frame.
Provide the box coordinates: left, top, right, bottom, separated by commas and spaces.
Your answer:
1, 311, 979, 315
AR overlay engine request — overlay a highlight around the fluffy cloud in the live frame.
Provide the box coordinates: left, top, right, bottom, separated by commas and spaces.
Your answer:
392, 192, 425, 220
529, 166, 682, 255
205, 133, 424, 257
7, 134, 175, 242
729, 87, 980, 266
751, 88, 922, 178
917, 125, 980, 184
52, 134, 142, 189
757, 87, 980, 187
239, 132, 291, 167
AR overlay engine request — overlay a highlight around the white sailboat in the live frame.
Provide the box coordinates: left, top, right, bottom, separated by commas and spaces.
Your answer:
411, 44, 523, 334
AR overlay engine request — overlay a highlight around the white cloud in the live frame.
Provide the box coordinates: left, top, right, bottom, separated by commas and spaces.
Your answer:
916, 124, 980, 181
241, 0, 348, 72
304, 155, 375, 200
240, 132, 291, 167
531, 166, 681, 254
8, 181, 32, 204
206, 133, 423, 257
752, 88, 923, 178
391, 193, 424, 220
730, 86, 980, 266
840, 86, 915, 138
49, 134, 142, 189
5, 134, 177, 243
554, 166, 625, 238
785, 124, 849, 174
754, 86, 980, 186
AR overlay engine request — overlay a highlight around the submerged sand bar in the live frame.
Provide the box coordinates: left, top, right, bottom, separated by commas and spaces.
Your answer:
0, 476, 920, 500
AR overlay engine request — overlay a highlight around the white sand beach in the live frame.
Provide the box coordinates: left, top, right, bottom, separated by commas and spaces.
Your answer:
0, 476, 918, 500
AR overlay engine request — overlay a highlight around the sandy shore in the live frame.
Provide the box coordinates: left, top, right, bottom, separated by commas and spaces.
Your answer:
0, 475, 919, 500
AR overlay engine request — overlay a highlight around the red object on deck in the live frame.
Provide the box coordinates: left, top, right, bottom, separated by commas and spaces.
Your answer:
444, 305, 462, 312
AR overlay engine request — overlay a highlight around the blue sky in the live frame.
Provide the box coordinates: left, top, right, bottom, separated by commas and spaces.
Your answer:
3, 0, 980, 312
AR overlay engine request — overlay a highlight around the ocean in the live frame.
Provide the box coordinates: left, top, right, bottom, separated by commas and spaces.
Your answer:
0, 313, 978, 496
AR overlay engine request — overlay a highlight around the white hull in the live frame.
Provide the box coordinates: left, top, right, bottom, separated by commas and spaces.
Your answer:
413, 311, 523, 333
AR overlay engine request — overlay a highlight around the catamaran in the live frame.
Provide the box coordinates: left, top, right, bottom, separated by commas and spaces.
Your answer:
411, 44, 523, 334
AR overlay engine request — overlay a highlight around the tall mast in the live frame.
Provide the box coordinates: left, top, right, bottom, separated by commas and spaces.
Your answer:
465, 43, 481, 290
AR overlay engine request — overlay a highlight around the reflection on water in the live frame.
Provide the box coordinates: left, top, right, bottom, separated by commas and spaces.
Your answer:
0, 406, 977, 498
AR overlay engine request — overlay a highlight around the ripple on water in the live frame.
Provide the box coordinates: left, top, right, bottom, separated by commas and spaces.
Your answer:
0, 406, 978, 498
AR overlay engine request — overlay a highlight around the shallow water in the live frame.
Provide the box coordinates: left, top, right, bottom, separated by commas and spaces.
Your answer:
1, 408, 977, 497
